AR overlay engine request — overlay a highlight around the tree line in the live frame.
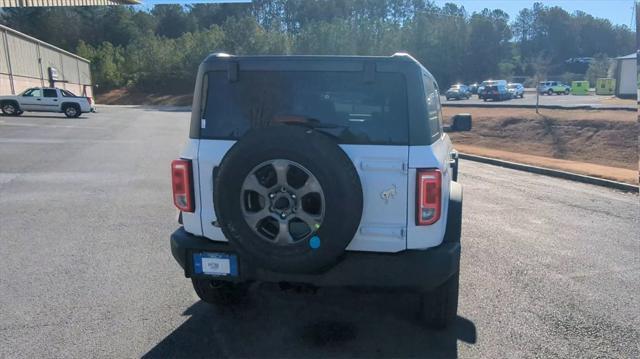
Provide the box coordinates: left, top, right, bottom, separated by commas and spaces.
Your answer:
1, 1, 635, 94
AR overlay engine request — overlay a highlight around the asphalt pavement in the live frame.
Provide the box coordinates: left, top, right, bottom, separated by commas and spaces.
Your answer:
0, 107, 638, 358
441, 92, 635, 109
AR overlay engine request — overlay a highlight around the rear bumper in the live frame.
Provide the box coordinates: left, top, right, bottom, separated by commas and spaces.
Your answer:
170, 227, 460, 291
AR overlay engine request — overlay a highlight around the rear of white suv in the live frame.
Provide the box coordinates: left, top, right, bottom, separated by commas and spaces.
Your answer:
170, 53, 469, 328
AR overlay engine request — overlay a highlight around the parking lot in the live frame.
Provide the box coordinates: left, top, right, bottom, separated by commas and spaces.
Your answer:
0, 107, 638, 358
441, 92, 635, 109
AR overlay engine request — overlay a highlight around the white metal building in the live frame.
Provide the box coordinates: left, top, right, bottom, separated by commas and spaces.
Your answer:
0, 24, 93, 97
614, 52, 637, 99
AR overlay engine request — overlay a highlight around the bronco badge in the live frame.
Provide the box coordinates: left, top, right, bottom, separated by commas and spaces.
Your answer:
380, 184, 397, 203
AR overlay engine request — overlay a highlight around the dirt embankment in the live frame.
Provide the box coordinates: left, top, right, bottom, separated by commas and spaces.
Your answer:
444, 107, 638, 184
97, 88, 193, 106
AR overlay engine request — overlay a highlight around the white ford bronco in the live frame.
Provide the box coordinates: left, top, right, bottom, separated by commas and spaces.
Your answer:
170, 53, 471, 328
0, 87, 94, 118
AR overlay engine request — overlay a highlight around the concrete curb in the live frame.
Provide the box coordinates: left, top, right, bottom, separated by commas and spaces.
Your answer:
459, 153, 639, 193
442, 103, 636, 111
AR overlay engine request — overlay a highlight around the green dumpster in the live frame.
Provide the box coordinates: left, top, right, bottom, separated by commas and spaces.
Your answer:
571, 81, 589, 95
595, 78, 615, 95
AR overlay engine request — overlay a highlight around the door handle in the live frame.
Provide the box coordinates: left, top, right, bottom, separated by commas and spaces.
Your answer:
36, 98, 41, 101
53, 99, 58, 102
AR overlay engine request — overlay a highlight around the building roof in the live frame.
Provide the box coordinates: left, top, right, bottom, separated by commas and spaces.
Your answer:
0, 24, 90, 63
616, 52, 637, 60
0, 0, 139, 6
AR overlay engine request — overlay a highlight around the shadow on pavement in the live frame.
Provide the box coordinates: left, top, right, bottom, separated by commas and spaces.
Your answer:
1, 114, 89, 119
143, 286, 476, 358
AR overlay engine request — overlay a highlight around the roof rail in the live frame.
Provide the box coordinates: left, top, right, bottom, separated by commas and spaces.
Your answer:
390, 52, 419, 63
211, 52, 234, 58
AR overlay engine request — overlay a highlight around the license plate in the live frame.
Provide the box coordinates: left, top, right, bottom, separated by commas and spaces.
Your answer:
193, 252, 238, 277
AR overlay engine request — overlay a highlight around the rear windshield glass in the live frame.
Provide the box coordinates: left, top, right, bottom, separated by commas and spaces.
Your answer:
201, 71, 409, 145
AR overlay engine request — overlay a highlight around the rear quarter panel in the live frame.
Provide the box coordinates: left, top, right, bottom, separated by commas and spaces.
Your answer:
179, 139, 203, 236
406, 136, 452, 249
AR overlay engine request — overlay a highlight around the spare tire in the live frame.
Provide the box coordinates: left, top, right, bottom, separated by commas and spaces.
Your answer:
214, 125, 363, 274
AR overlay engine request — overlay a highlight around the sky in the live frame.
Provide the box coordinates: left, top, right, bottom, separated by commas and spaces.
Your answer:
432, 0, 636, 27
139, 0, 636, 28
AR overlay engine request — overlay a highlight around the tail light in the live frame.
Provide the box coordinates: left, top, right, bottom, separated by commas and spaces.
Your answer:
87, 97, 93, 105
416, 169, 441, 225
171, 159, 194, 212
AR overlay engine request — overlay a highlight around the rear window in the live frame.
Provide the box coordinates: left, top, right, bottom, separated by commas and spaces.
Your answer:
423, 74, 442, 139
61, 90, 77, 97
201, 71, 409, 145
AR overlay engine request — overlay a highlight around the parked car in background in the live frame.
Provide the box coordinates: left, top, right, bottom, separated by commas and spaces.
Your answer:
445, 84, 471, 100
468, 83, 479, 94
538, 81, 570, 95
477, 80, 507, 99
481, 84, 510, 101
507, 83, 524, 98
0, 87, 94, 118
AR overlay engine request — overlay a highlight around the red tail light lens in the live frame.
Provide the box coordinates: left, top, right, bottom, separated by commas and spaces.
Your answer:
87, 97, 93, 105
416, 169, 441, 225
171, 159, 194, 212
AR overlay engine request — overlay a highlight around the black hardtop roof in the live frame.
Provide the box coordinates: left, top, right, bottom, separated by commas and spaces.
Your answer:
200, 52, 434, 80
203, 52, 420, 64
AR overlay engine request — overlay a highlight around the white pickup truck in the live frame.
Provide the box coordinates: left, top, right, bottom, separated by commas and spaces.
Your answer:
0, 87, 94, 118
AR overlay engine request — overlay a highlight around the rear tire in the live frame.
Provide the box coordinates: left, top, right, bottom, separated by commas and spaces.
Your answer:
63, 104, 81, 118
192, 278, 249, 305
564, 89, 570, 95
421, 270, 459, 329
547, 89, 554, 96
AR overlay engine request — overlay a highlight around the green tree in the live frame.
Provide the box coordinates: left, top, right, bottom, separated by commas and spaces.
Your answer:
77, 41, 126, 91
152, 5, 197, 38
3, 0, 635, 94
585, 53, 611, 87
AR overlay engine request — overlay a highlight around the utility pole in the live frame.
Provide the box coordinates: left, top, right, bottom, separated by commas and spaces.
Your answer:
535, 74, 540, 114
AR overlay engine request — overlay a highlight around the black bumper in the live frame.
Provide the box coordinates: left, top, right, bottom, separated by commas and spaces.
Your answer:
170, 227, 460, 290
